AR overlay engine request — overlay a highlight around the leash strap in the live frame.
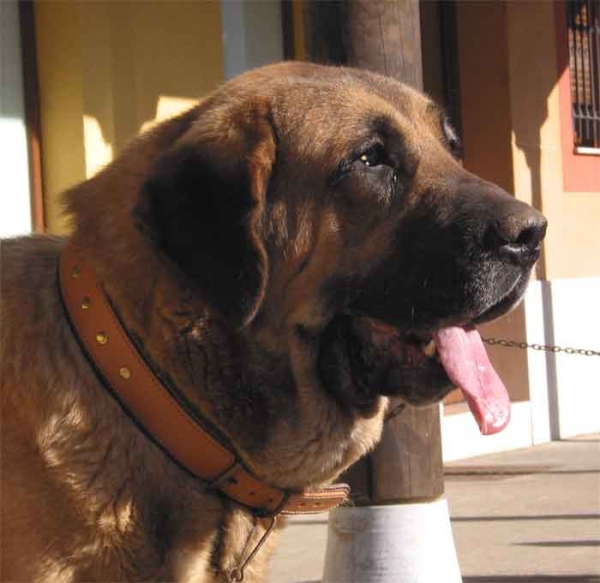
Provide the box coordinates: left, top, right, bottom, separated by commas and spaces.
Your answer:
227, 516, 278, 583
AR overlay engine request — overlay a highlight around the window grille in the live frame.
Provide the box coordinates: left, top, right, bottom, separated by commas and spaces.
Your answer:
567, 0, 600, 150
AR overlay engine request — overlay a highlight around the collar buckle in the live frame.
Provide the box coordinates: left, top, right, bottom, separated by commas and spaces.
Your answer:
206, 460, 244, 492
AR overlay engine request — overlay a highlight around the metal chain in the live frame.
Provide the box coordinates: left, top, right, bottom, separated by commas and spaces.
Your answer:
482, 337, 600, 357
382, 339, 598, 426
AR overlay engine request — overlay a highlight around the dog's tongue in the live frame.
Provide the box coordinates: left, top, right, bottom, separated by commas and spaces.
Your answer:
434, 327, 510, 435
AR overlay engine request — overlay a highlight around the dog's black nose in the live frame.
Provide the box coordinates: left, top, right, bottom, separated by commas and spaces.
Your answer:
485, 206, 547, 267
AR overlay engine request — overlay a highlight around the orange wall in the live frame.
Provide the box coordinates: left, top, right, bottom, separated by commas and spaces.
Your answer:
457, 0, 600, 281
507, 0, 600, 280
454, 0, 600, 405
454, 1, 529, 403
554, 1, 600, 194
456, 1, 514, 195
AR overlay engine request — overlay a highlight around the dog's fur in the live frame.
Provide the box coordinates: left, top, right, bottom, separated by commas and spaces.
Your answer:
1, 62, 545, 582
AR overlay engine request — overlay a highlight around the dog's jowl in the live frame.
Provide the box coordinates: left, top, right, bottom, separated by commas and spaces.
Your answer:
1, 62, 546, 582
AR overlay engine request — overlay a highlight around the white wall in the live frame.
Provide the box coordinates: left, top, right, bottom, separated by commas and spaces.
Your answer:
442, 402, 533, 462
0, 1, 32, 238
443, 277, 600, 461
525, 278, 600, 440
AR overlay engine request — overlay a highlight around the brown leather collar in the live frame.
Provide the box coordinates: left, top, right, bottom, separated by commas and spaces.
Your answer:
59, 242, 349, 517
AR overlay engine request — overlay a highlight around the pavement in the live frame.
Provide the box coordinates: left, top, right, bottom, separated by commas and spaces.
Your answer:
268, 434, 600, 583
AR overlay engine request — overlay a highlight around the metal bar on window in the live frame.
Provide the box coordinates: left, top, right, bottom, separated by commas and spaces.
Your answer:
583, 1, 591, 143
592, 0, 600, 146
569, 0, 600, 150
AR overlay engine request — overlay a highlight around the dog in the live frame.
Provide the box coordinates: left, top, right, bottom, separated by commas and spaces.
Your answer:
1, 62, 546, 582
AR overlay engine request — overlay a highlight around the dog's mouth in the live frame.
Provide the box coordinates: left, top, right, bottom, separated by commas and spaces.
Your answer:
317, 313, 510, 436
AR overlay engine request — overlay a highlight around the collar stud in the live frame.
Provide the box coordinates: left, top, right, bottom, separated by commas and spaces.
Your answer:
96, 331, 109, 345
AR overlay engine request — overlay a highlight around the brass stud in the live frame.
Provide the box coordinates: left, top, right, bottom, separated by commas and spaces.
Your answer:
119, 367, 131, 380
71, 266, 81, 279
96, 331, 108, 345
81, 296, 91, 310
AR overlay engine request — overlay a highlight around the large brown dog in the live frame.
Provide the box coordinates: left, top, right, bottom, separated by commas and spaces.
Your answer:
1, 62, 546, 582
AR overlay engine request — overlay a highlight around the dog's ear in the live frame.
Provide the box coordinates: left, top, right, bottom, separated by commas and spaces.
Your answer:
135, 99, 275, 328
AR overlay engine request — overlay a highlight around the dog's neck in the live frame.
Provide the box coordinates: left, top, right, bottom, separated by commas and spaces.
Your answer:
59, 241, 349, 519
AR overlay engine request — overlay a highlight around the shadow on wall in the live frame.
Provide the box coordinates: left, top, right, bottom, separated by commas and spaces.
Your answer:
78, 1, 225, 175
505, 2, 570, 439
82, 95, 199, 178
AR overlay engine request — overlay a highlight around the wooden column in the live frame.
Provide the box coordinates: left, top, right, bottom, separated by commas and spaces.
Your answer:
303, 0, 422, 86
301, 0, 444, 505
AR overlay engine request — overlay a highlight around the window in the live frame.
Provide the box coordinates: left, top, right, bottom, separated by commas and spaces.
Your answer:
567, 0, 600, 152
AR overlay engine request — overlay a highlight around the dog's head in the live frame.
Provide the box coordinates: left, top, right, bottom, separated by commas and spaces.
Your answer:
128, 62, 546, 486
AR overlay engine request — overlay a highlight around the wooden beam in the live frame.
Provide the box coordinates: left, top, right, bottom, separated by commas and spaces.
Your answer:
301, 0, 445, 505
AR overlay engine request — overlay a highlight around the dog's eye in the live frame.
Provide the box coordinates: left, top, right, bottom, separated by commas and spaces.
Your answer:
357, 144, 389, 168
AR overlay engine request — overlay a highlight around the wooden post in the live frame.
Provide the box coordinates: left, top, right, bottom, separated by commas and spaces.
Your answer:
302, 0, 444, 507
303, 0, 423, 87
295, 5, 462, 579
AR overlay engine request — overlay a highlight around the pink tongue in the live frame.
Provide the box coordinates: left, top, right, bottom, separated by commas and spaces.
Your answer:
433, 327, 510, 435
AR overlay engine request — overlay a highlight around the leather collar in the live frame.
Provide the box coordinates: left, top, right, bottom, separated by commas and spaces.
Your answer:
59, 242, 349, 517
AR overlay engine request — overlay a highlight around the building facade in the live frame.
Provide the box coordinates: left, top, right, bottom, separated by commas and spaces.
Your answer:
2, 0, 599, 460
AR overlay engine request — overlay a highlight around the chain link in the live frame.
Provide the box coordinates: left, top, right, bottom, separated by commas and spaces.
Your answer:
483, 337, 600, 357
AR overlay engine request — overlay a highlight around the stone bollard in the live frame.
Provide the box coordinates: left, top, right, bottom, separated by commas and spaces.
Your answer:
322, 499, 462, 583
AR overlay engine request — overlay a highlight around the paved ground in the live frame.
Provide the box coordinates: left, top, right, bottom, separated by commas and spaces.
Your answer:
268, 434, 600, 583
